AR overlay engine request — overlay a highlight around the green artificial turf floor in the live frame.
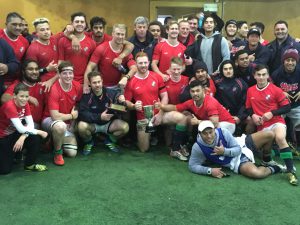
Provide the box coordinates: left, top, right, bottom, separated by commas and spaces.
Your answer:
0, 144, 299, 225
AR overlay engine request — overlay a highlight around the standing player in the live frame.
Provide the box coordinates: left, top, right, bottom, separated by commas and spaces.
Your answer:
246, 64, 298, 185
58, 12, 96, 84
26, 18, 62, 91
41, 61, 82, 166
84, 24, 136, 93
125, 52, 189, 160
151, 21, 188, 82
0, 83, 48, 174
0, 12, 29, 86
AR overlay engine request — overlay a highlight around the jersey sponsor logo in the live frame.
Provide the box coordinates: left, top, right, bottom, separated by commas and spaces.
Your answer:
135, 87, 140, 90
280, 82, 298, 93
163, 52, 168, 55
105, 57, 110, 60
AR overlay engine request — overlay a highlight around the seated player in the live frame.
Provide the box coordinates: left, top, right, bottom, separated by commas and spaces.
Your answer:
78, 71, 129, 155
0, 83, 48, 174
189, 120, 284, 180
41, 61, 82, 166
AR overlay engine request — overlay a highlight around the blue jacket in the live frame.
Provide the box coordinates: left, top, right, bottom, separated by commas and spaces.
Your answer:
0, 38, 20, 95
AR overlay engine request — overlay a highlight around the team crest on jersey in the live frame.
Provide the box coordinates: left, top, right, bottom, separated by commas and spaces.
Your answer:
53, 45, 57, 51
18, 108, 26, 119
233, 87, 237, 92
265, 94, 271, 100
73, 96, 77, 101
20, 47, 24, 53
39, 88, 43, 95
152, 81, 156, 87
84, 47, 88, 52
178, 53, 182, 57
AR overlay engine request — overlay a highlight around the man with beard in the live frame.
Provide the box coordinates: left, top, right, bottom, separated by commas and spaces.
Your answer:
179, 60, 216, 103
2, 60, 45, 127
125, 52, 189, 160
26, 18, 61, 92
0, 12, 29, 86
272, 49, 300, 154
152, 21, 188, 82
234, 49, 256, 87
78, 71, 129, 155
268, 20, 300, 73
21, 18, 35, 43
244, 28, 270, 65
58, 12, 96, 84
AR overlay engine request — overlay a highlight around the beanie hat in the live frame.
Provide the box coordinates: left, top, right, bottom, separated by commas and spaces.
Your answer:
225, 19, 237, 30
282, 48, 299, 63
193, 60, 208, 73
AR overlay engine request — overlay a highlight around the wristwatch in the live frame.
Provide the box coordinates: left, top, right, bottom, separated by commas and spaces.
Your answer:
207, 168, 212, 175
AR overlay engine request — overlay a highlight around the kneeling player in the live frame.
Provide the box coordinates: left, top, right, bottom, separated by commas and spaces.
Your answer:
0, 83, 48, 174
78, 71, 129, 154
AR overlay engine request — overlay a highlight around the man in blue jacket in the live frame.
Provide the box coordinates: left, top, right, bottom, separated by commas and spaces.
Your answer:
189, 120, 285, 181
0, 38, 19, 96
78, 71, 129, 155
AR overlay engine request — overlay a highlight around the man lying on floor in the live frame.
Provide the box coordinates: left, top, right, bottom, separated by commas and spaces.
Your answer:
188, 120, 292, 184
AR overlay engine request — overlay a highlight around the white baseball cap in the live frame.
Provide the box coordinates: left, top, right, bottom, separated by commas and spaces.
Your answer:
198, 120, 215, 132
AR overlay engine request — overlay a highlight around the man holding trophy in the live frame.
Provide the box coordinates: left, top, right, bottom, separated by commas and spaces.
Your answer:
78, 71, 129, 155
125, 52, 189, 161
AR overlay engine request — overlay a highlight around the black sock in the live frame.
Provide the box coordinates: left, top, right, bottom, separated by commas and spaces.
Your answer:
280, 147, 294, 172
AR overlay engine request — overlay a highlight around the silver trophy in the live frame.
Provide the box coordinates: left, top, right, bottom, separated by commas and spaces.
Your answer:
143, 105, 156, 133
